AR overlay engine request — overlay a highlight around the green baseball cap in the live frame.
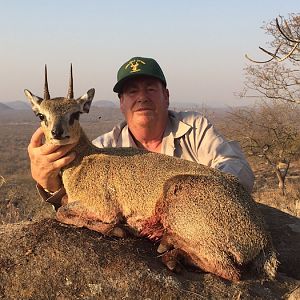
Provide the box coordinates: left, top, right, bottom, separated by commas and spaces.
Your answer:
113, 56, 167, 93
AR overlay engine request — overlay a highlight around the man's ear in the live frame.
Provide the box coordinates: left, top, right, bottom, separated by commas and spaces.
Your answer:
164, 88, 170, 108
119, 94, 125, 114
76, 88, 95, 113
24, 89, 43, 115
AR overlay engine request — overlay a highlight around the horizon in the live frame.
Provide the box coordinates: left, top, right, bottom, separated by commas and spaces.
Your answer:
0, 98, 255, 109
1, 1, 299, 107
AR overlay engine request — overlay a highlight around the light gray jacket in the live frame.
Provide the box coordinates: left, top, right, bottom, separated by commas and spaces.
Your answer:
39, 110, 254, 207
93, 110, 254, 192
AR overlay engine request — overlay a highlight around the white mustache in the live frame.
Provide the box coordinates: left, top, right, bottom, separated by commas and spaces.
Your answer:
134, 105, 154, 111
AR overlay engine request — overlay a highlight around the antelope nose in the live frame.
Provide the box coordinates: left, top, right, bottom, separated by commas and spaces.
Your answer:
51, 127, 64, 139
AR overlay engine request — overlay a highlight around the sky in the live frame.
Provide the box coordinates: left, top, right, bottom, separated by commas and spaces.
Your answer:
0, 0, 299, 107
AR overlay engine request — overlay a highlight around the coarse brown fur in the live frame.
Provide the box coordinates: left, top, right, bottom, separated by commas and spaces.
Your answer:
25, 71, 279, 282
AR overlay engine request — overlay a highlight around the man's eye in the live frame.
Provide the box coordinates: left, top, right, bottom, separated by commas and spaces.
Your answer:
147, 87, 156, 92
128, 89, 137, 94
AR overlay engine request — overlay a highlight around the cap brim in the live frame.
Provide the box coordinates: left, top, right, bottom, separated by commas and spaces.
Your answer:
113, 73, 143, 93
113, 73, 166, 94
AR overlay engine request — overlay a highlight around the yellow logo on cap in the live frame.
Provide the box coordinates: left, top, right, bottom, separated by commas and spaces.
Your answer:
125, 59, 146, 73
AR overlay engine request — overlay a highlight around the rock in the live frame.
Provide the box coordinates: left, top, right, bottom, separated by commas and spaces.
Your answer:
258, 203, 300, 279
287, 223, 300, 233
0, 203, 299, 299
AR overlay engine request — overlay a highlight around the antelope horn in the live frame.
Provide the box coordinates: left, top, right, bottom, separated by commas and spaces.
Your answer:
44, 64, 50, 100
67, 63, 74, 99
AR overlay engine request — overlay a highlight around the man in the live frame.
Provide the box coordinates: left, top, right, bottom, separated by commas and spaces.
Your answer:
28, 56, 254, 207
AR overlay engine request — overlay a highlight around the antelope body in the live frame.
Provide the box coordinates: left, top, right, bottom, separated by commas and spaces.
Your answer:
25, 66, 278, 281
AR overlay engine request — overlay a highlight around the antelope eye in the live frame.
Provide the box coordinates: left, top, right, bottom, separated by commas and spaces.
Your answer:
37, 113, 45, 121
69, 112, 81, 125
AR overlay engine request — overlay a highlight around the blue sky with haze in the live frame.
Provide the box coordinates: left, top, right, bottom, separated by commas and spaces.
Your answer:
0, 0, 299, 107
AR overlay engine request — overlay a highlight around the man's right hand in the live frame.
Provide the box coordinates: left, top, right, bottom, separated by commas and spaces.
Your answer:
28, 127, 77, 193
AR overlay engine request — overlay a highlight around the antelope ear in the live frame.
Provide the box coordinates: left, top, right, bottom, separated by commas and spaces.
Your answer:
76, 88, 95, 113
24, 89, 43, 115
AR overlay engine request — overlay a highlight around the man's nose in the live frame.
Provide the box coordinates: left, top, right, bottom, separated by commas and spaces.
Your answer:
136, 89, 149, 102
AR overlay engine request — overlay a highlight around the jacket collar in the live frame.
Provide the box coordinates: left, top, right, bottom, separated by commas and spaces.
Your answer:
117, 110, 191, 154
167, 110, 191, 138
117, 121, 137, 147
161, 110, 192, 156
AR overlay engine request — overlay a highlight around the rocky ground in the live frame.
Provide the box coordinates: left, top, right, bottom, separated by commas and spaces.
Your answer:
0, 215, 299, 300
0, 111, 299, 299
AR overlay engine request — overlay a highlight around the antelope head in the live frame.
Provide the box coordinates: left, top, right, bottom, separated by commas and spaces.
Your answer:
25, 65, 95, 145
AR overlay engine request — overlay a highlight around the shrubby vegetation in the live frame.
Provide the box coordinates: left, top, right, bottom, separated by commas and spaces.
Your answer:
235, 14, 300, 195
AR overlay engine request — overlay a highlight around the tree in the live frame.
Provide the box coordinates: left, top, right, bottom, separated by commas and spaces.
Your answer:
241, 14, 300, 105
227, 102, 300, 195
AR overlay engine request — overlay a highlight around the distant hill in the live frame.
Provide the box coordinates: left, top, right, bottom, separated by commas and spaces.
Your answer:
1, 100, 116, 110
170, 102, 203, 110
0, 102, 13, 110
5, 101, 31, 110
93, 100, 117, 108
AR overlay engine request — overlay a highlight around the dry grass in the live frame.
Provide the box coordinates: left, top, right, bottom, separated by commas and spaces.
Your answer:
0, 108, 299, 298
254, 183, 300, 217
0, 108, 122, 224
0, 109, 299, 223
0, 176, 5, 188
249, 156, 300, 217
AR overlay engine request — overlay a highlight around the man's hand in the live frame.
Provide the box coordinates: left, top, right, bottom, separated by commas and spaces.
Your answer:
28, 127, 77, 192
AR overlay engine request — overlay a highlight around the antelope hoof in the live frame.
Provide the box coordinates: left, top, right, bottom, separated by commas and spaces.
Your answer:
157, 234, 173, 253
161, 249, 182, 272
109, 226, 127, 238
157, 240, 173, 254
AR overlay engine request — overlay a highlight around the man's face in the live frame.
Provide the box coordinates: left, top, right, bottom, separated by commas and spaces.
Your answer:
119, 76, 169, 129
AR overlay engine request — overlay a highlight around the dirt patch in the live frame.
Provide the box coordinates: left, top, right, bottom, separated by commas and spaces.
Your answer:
0, 210, 299, 300
0, 111, 299, 299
